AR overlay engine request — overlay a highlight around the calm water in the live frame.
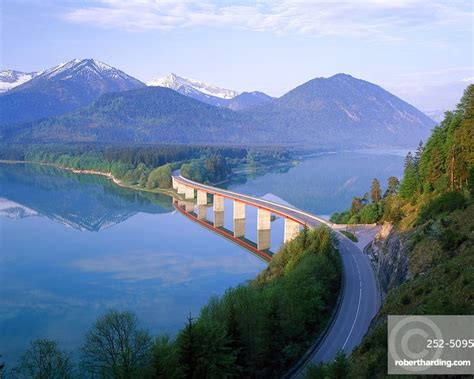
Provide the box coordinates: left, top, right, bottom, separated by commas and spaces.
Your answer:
0, 150, 404, 365
228, 150, 406, 216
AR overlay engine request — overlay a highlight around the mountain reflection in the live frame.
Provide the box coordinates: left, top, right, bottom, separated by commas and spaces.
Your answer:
0, 163, 173, 231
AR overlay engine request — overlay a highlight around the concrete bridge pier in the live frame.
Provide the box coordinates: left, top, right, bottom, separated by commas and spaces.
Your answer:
213, 195, 224, 212
214, 211, 224, 228
257, 208, 271, 250
184, 201, 194, 212
284, 219, 300, 243
197, 205, 207, 220
213, 195, 225, 228
184, 186, 195, 200
233, 201, 246, 238
177, 183, 186, 195
197, 190, 207, 205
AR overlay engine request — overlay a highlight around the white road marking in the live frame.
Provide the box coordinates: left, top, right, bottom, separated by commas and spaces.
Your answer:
342, 249, 362, 350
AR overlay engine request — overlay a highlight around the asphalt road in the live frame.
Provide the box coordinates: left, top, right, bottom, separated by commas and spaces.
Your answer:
172, 172, 380, 372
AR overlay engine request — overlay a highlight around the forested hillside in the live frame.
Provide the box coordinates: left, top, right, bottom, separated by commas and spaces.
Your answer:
312, 84, 473, 378
2, 73, 435, 148
0, 144, 292, 191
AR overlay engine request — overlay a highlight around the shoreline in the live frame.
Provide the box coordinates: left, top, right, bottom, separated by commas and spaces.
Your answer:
0, 159, 178, 197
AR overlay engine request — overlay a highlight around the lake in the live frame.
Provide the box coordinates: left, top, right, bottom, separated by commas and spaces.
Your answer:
0, 150, 404, 366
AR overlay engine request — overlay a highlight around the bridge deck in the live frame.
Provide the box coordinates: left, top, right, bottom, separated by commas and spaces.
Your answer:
173, 171, 332, 229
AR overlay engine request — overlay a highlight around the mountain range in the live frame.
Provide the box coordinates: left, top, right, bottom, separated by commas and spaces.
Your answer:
0, 70, 38, 92
148, 73, 274, 109
0, 59, 145, 125
0, 58, 436, 148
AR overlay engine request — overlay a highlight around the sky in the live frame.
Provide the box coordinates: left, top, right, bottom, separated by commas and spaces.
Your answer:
1, 0, 473, 111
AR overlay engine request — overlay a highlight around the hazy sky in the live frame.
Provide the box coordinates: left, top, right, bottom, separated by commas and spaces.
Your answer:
2, 0, 473, 111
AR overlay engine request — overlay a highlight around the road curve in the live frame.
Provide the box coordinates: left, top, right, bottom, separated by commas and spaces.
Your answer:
172, 172, 380, 372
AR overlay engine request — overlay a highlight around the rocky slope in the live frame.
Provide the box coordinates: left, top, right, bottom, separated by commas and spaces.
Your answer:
365, 223, 409, 297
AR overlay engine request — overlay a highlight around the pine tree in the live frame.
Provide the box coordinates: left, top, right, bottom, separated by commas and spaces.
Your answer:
331, 350, 349, 378
350, 197, 363, 215
370, 178, 381, 203
226, 305, 244, 371
400, 152, 419, 199
384, 176, 400, 197
302, 224, 309, 249
414, 140, 424, 168
177, 314, 198, 379
404, 151, 414, 170
260, 296, 283, 376
194, 321, 237, 378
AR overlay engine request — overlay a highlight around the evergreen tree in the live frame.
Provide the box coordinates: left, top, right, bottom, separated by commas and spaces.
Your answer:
468, 166, 474, 197
226, 305, 244, 372
194, 321, 237, 378
302, 224, 309, 249
399, 152, 419, 199
370, 178, 382, 203
330, 350, 349, 379
414, 140, 424, 168
260, 295, 284, 376
450, 85, 474, 190
384, 176, 400, 197
177, 314, 199, 379
350, 197, 363, 215
150, 335, 180, 379
362, 192, 370, 205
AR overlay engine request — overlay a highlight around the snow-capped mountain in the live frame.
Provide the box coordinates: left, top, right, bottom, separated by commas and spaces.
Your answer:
0, 70, 37, 92
0, 58, 146, 125
5, 72, 436, 148
149, 73, 239, 99
148, 73, 239, 107
0, 198, 38, 219
20, 58, 145, 91
147, 73, 273, 109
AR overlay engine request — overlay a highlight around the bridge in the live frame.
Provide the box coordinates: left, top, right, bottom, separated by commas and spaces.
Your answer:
172, 170, 339, 249
171, 171, 380, 373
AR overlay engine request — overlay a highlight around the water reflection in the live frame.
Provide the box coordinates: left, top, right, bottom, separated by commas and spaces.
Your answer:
213, 211, 224, 228
0, 163, 173, 231
197, 205, 207, 220
233, 219, 245, 238
227, 151, 405, 215
0, 163, 267, 366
